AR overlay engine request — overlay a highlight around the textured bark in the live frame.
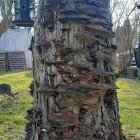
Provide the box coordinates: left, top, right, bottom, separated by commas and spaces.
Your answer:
26, 0, 124, 140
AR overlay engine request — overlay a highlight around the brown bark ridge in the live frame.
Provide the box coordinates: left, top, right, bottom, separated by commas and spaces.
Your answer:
26, 0, 125, 140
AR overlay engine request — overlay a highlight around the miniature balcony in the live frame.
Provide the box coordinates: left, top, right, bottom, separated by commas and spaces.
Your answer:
73, 48, 86, 54
95, 52, 112, 60
64, 81, 97, 93
94, 69, 114, 76
47, 25, 54, 32
100, 48, 113, 54
56, 86, 74, 94
37, 37, 51, 48
45, 60, 67, 67
58, 14, 90, 23
55, 59, 68, 65
37, 83, 56, 96
88, 0, 100, 6
73, 72, 93, 81
26, 108, 33, 122
81, 96, 102, 108
111, 44, 117, 50
42, 19, 54, 27
85, 24, 115, 38
80, 5, 98, 15
60, 48, 74, 56
62, 130, 75, 138
25, 122, 32, 133
70, 62, 94, 71
49, 111, 79, 126
53, 39, 65, 47
57, 97, 78, 108
45, 61, 56, 66
57, 68, 71, 75
35, 45, 42, 54
47, 72, 57, 78
75, 31, 98, 43
95, 84, 118, 90
61, 27, 71, 32
89, 18, 112, 26
56, 82, 94, 97
60, 8, 81, 15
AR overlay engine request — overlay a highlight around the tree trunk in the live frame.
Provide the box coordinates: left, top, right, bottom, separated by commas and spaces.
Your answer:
26, 0, 124, 140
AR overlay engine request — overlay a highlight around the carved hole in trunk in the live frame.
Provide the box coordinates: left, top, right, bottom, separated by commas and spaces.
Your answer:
104, 90, 115, 109
79, 108, 86, 122
93, 77, 100, 83
103, 61, 108, 71
105, 77, 111, 84
36, 46, 42, 54
108, 132, 116, 140
92, 56, 97, 68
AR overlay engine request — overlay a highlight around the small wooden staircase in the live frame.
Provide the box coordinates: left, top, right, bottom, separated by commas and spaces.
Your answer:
7, 52, 27, 72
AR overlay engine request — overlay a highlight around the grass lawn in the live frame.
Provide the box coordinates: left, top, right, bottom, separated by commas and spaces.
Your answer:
0, 71, 33, 140
0, 71, 140, 139
117, 78, 140, 139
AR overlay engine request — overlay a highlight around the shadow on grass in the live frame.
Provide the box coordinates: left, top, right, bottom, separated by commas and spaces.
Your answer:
0, 72, 11, 76
25, 71, 33, 78
0, 70, 33, 78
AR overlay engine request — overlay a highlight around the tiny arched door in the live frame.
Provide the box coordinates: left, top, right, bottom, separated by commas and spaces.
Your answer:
20, 0, 30, 21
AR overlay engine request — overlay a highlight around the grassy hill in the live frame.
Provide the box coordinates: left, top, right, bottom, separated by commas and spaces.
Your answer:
0, 71, 140, 139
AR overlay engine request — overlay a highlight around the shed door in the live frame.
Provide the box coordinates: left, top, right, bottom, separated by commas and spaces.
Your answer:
20, 0, 30, 20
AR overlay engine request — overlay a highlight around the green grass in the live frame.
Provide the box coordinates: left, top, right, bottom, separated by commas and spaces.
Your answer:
0, 71, 140, 139
117, 78, 140, 139
0, 71, 33, 140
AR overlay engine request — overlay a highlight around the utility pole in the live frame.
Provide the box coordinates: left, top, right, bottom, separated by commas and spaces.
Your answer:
137, 4, 140, 68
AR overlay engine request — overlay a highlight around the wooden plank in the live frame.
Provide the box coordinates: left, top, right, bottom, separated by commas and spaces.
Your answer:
10, 62, 26, 65
9, 61, 26, 63
10, 66, 26, 68
8, 55, 26, 57
8, 54, 25, 56
8, 58, 26, 60
9, 60, 26, 62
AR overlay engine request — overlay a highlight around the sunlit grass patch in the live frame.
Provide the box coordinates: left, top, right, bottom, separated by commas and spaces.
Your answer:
0, 71, 140, 139
117, 78, 140, 139
0, 71, 33, 140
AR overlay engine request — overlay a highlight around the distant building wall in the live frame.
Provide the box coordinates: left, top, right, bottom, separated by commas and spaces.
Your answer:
0, 27, 33, 69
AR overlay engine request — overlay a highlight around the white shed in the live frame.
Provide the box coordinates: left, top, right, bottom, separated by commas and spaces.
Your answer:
0, 27, 33, 69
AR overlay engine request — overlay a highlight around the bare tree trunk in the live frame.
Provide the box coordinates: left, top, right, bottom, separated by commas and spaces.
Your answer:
0, 0, 12, 37
26, 0, 124, 140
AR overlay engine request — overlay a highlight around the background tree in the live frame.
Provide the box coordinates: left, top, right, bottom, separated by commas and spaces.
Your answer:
115, 19, 132, 71
111, 0, 140, 72
0, 0, 13, 37
115, 17, 139, 71
26, 0, 124, 140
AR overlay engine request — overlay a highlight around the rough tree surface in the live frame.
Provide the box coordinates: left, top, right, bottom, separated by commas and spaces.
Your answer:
26, 0, 124, 140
